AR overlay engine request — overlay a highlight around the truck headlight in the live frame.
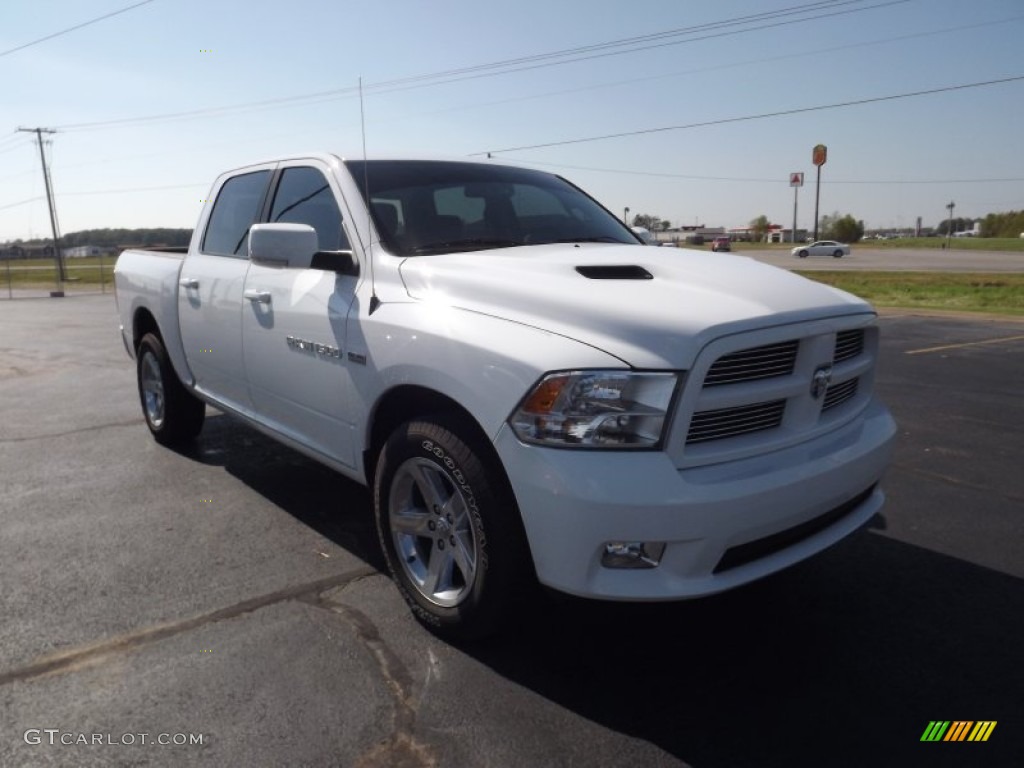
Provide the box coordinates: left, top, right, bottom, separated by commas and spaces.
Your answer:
510, 371, 679, 448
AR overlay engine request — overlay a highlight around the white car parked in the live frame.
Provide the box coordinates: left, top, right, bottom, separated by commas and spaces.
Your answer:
793, 241, 851, 258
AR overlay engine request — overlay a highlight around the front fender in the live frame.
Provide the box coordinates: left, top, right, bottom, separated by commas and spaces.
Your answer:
350, 302, 625, 444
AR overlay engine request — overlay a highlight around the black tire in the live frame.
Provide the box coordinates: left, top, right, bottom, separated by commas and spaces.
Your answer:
136, 332, 205, 446
798, 249, 809, 258
373, 415, 531, 640
833, 250, 844, 258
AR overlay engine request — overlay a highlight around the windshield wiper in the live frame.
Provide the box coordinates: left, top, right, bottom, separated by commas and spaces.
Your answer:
550, 236, 625, 244
409, 238, 520, 255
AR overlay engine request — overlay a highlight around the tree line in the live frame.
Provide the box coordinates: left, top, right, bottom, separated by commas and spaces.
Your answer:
630, 214, 671, 231
978, 211, 1024, 238
630, 208, 1024, 243
2, 228, 193, 249
749, 212, 864, 242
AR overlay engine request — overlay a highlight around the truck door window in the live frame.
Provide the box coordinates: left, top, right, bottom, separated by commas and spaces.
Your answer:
201, 170, 271, 257
269, 167, 350, 252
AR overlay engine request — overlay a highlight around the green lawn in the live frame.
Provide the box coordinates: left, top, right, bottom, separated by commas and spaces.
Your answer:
797, 271, 1024, 316
1, 255, 116, 289
864, 237, 1024, 252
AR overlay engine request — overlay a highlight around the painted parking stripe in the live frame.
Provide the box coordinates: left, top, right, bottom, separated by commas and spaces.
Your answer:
905, 334, 1024, 355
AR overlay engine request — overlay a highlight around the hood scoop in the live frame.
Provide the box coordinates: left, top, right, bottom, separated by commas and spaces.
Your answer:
575, 265, 653, 280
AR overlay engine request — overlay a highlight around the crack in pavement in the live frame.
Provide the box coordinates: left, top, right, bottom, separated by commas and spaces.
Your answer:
303, 587, 438, 768
0, 417, 143, 443
0, 567, 376, 687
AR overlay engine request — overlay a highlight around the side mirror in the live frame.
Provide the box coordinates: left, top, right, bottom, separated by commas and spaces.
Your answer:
248, 223, 358, 274
249, 223, 318, 269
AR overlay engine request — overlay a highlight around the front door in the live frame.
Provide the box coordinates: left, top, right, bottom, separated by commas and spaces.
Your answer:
241, 164, 360, 467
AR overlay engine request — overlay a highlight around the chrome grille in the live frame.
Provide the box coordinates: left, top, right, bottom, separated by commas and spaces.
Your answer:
823, 378, 859, 411
834, 329, 864, 363
686, 400, 786, 444
703, 340, 799, 387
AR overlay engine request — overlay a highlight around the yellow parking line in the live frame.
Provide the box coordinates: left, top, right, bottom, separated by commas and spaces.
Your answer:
905, 334, 1024, 355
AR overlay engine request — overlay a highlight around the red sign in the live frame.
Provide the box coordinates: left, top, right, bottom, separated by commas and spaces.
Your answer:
790, 172, 804, 187
812, 144, 828, 166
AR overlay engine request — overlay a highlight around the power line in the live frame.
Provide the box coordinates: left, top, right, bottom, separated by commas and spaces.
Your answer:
37, 13, 1022, 180
0, 139, 34, 158
513, 158, 1024, 185
0, 197, 46, 212
822, 177, 1024, 185
387, 14, 1024, 126
474, 74, 1024, 155
51, 0, 904, 132
0, 0, 157, 59
0, 169, 39, 185
368, 1, 908, 99
367, 0, 863, 89
0, 131, 26, 148
57, 182, 206, 196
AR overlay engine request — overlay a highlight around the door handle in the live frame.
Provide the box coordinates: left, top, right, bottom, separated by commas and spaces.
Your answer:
244, 289, 271, 304
179, 277, 199, 290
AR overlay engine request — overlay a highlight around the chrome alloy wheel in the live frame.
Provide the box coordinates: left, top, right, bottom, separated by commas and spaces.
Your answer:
140, 350, 165, 428
389, 457, 479, 607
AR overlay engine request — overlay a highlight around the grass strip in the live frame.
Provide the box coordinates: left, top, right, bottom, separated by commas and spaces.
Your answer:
797, 271, 1024, 316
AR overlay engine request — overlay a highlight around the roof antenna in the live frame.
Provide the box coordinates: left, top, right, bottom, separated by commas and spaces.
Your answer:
360, 76, 380, 315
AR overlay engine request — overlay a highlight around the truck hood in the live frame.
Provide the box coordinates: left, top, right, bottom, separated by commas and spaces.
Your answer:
398, 244, 871, 368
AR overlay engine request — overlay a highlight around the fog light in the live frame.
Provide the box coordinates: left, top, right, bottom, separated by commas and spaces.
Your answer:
601, 541, 666, 569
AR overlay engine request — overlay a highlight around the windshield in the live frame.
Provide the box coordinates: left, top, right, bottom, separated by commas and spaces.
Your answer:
345, 160, 640, 256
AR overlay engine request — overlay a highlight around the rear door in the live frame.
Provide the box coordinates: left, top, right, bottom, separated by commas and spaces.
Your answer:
178, 166, 274, 412
240, 162, 360, 467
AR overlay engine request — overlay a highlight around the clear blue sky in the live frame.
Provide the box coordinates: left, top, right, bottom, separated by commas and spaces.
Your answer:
1, 0, 1022, 241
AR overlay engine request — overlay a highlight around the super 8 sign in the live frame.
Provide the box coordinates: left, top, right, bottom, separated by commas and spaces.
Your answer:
812, 144, 827, 166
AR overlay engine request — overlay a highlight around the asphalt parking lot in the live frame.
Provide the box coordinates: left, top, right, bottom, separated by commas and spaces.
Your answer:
1, 295, 1021, 767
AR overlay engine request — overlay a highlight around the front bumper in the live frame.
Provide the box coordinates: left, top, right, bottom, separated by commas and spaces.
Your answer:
495, 397, 896, 600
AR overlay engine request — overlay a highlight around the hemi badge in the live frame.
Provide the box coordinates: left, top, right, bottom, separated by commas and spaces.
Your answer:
347, 352, 367, 365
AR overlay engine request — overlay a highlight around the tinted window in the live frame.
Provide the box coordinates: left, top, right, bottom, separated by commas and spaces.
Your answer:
201, 170, 270, 257
346, 160, 636, 256
269, 167, 349, 251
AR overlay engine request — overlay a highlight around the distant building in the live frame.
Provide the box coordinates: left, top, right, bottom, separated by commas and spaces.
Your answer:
65, 245, 103, 258
655, 225, 725, 245
0, 244, 54, 259
727, 225, 807, 243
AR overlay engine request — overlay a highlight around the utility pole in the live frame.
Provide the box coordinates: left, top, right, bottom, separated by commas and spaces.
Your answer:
945, 201, 955, 250
17, 126, 66, 295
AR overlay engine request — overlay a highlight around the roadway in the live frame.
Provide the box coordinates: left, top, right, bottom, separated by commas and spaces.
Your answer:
736, 246, 1024, 272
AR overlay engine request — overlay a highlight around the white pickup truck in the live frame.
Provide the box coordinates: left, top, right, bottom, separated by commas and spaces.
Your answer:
115, 154, 896, 638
